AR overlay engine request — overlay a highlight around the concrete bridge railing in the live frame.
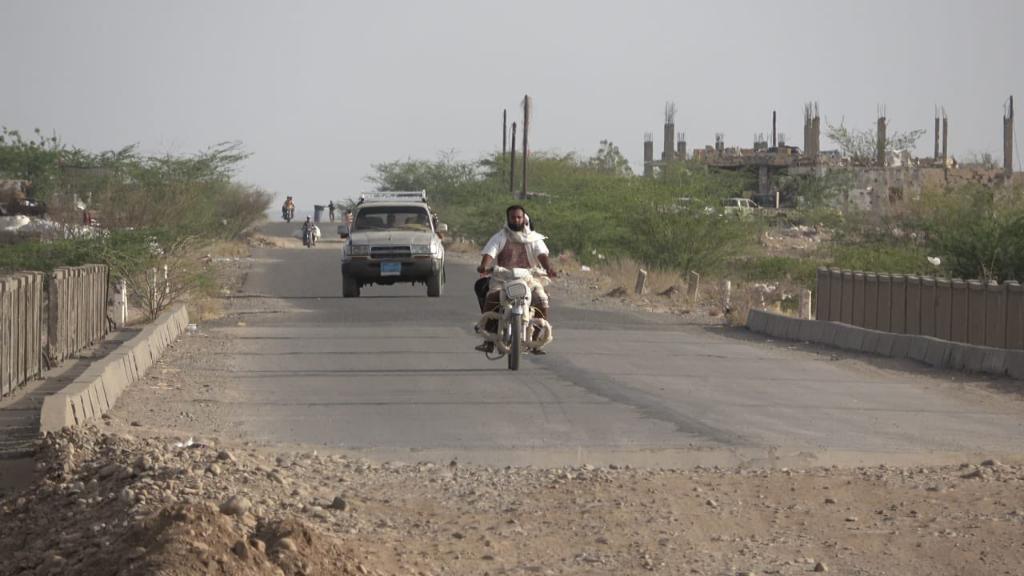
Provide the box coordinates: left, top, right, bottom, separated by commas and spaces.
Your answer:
0, 265, 109, 399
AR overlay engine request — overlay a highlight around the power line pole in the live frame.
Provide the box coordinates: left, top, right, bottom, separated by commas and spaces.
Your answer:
521, 94, 530, 200
509, 122, 517, 195
502, 109, 507, 156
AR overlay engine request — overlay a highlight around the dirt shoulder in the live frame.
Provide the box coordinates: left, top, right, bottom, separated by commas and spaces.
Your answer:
2, 425, 1021, 576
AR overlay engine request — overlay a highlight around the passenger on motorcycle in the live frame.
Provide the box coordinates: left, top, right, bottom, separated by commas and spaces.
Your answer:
475, 205, 557, 354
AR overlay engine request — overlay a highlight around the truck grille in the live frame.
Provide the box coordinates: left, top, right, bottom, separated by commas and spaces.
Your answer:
370, 246, 411, 259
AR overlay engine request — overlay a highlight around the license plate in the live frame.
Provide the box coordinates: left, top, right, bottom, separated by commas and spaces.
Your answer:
380, 261, 401, 276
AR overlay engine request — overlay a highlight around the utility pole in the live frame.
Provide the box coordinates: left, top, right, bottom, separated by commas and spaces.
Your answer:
509, 122, 517, 195
521, 94, 530, 200
502, 109, 507, 156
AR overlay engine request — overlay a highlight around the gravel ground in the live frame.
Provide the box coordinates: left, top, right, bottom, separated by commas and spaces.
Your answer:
2, 250, 1023, 575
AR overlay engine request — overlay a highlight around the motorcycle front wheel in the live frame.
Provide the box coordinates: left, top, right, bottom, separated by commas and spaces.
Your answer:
508, 313, 521, 371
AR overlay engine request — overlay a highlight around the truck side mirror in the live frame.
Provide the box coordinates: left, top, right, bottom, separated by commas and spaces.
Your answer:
437, 223, 448, 234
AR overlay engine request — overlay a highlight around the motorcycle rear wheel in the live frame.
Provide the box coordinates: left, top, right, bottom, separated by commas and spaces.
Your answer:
508, 314, 521, 371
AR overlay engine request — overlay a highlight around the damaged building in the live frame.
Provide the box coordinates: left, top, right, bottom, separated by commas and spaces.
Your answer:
643, 97, 1021, 212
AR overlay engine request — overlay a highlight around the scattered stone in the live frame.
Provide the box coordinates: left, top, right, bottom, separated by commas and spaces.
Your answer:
961, 468, 985, 480
706, 499, 718, 508
824, 497, 837, 504
981, 459, 1001, 467
330, 496, 347, 511
217, 450, 235, 462
220, 495, 251, 516
276, 537, 297, 552
232, 540, 250, 560
250, 538, 266, 553
814, 561, 829, 572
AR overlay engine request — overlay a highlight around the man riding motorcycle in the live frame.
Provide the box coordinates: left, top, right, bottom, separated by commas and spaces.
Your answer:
301, 216, 319, 246
476, 205, 557, 354
282, 196, 295, 221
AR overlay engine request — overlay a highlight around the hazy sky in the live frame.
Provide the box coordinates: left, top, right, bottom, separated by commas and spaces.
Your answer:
2, 0, 1020, 210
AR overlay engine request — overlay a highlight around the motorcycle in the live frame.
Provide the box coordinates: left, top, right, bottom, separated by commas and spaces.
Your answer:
474, 266, 553, 370
302, 225, 320, 248
282, 205, 295, 222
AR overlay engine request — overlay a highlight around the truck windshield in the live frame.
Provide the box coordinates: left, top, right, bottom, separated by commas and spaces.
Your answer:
353, 206, 431, 231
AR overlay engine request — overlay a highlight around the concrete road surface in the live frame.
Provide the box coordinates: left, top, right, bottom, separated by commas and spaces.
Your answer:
217, 222, 1024, 467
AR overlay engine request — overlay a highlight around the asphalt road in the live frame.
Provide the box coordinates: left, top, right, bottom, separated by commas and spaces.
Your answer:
219, 222, 1024, 467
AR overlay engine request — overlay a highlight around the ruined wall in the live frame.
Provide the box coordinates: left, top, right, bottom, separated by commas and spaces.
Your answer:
787, 166, 1020, 212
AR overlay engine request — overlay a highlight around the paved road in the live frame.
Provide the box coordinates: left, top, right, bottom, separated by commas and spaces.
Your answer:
217, 223, 1024, 466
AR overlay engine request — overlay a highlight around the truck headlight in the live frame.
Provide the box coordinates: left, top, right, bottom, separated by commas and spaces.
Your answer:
411, 244, 432, 255
347, 245, 369, 257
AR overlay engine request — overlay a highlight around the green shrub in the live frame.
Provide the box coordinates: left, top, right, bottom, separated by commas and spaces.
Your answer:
917, 184, 1024, 281
830, 242, 933, 276
730, 256, 820, 287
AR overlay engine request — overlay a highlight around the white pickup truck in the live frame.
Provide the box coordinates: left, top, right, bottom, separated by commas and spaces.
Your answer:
338, 191, 447, 298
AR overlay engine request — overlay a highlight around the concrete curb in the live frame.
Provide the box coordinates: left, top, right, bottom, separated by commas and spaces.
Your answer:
39, 304, 190, 434
746, 309, 1020, 380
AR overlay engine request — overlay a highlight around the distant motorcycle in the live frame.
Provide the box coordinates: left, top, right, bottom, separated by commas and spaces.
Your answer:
474, 266, 552, 370
282, 206, 295, 222
303, 225, 320, 248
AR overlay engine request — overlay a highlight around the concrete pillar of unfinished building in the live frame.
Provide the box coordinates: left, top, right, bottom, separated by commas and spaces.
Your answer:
877, 117, 887, 167
662, 123, 675, 162
811, 115, 820, 158
942, 116, 949, 168
643, 139, 654, 177
1005, 96, 1014, 176
934, 116, 941, 160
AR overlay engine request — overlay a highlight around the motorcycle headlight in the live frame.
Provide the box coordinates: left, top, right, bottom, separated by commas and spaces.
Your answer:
504, 281, 530, 299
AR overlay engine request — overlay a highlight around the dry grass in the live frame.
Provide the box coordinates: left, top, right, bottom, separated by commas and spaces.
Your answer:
204, 239, 250, 258
442, 236, 480, 255
186, 297, 226, 323
247, 234, 299, 249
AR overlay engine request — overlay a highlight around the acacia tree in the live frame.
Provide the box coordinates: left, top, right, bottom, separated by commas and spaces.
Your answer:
586, 140, 633, 176
825, 122, 925, 163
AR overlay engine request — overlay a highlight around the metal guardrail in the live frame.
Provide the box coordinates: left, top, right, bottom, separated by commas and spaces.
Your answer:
815, 267, 1024, 350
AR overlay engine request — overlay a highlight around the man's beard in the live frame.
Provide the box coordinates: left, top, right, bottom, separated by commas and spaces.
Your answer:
507, 221, 524, 231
